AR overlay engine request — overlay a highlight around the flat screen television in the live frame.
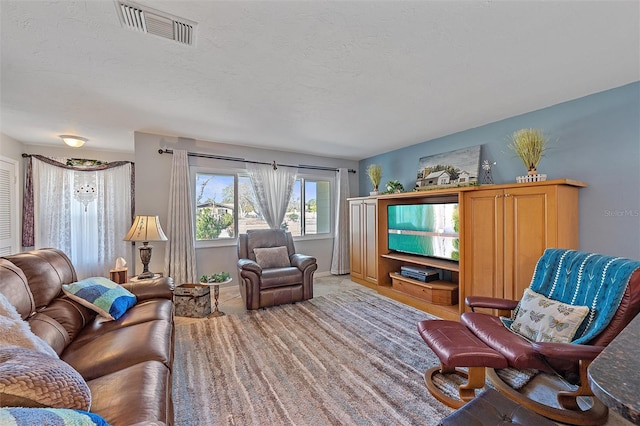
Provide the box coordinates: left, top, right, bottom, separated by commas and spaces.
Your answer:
387, 203, 460, 261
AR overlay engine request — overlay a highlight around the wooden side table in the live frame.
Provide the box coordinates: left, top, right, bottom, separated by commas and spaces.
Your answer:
129, 273, 163, 283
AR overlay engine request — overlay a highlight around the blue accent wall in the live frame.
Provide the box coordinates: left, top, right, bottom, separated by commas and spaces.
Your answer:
360, 82, 640, 259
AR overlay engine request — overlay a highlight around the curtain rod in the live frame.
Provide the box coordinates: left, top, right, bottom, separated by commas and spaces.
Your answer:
158, 149, 356, 174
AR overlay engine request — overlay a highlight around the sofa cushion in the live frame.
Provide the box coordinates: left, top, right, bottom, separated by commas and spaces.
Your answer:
75, 298, 175, 340
3, 249, 76, 309
510, 288, 589, 343
87, 361, 172, 426
27, 312, 70, 355
62, 319, 173, 381
0, 347, 91, 410
253, 246, 291, 268
63, 277, 137, 320
38, 297, 97, 341
0, 408, 108, 426
260, 267, 303, 289
461, 312, 550, 371
0, 293, 58, 358
0, 259, 35, 319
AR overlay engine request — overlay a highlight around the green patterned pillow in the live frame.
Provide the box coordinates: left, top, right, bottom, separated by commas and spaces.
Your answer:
62, 277, 136, 320
510, 288, 589, 343
0, 408, 109, 426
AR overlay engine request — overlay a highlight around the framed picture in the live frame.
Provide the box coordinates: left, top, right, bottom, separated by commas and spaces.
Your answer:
415, 145, 481, 190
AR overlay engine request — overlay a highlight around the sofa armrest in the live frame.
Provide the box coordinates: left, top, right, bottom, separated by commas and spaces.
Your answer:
465, 296, 519, 312
121, 276, 174, 301
290, 253, 316, 271
532, 342, 605, 362
238, 258, 262, 274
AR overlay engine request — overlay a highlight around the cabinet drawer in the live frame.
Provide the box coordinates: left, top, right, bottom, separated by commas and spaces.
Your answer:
390, 274, 458, 305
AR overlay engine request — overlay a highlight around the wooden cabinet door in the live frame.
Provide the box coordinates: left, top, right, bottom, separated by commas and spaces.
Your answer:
463, 189, 505, 304
363, 199, 378, 283
504, 186, 557, 300
349, 200, 364, 281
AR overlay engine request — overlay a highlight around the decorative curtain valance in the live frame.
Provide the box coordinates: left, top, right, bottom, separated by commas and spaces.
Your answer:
22, 154, 135, 247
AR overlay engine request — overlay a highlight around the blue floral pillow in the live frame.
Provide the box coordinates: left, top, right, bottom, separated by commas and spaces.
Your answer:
0, 408, 110, 426
62, 277, 136, 320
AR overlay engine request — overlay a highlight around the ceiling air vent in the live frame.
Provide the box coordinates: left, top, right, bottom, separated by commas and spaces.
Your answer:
115, 1, 196, 46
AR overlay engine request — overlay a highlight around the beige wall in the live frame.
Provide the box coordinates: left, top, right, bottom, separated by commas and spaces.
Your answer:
134, 131, 359, 282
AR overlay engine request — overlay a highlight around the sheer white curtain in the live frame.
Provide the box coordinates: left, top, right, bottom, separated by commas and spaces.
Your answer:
32, 158, 132, 279
247, 163, 297, 229
331, 168, 351, 274
164, 149, 197, 285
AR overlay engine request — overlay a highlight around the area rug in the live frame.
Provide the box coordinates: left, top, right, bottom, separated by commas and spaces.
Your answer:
172, 288, 531, 425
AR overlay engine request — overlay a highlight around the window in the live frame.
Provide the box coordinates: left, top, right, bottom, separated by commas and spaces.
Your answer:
285, 179, 331, 236
195, 170, 332, 241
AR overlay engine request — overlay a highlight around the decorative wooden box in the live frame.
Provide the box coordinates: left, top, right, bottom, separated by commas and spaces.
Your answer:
390, 273, 458, 305
174, 283, 211, 318
109, 268, 128, 284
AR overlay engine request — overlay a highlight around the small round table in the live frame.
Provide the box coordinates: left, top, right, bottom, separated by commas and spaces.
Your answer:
200, 278, 232, 318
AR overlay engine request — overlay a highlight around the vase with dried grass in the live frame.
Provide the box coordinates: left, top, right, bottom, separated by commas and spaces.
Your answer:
508, 128, 548, 182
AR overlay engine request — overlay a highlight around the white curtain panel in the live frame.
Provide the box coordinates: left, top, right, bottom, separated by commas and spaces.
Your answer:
331, 168, 351, 275
247, 163, 297, 229
164, 149, 197, 285
33, 158, 132, 279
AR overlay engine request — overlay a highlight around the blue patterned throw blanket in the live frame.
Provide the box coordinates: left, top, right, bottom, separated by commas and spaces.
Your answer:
527, 248, 640, 344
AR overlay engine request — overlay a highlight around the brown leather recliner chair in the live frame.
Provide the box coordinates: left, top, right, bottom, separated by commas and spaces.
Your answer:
237, 229, 317, 310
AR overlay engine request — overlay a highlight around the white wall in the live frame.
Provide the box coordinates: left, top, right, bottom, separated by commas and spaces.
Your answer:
134, 131, 359, 282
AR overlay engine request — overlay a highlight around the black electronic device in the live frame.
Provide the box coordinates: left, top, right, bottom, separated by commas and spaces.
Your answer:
400, 265, 440, 283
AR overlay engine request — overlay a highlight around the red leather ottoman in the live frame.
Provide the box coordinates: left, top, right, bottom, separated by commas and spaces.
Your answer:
439, 388, 557, 426
418, 319, 508, 408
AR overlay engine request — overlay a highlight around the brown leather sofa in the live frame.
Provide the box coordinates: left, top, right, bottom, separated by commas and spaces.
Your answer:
237, 229, 317, 309
0, 248, 175, 426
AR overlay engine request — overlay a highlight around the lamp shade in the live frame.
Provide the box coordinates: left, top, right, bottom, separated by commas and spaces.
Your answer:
124, 215, 168, 242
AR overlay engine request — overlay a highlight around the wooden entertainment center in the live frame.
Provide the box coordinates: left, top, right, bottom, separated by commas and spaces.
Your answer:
348, 179, 586, 320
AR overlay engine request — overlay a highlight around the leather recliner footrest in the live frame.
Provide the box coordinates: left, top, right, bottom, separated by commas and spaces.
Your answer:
418, 319, 509, 408
418, 319, 508, 370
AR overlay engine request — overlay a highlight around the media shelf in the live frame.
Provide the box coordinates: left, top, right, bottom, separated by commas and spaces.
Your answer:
380, 253, 459, 273
378, 253, 460, 320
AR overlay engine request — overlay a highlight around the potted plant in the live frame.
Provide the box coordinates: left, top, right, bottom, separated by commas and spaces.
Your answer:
508, 128, 548, 176
383, 180, 404, 194
366, 164, 382, 195
200, 272, 231, 284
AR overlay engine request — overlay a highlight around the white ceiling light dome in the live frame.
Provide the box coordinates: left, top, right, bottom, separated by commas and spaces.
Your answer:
59, 135, 88, 148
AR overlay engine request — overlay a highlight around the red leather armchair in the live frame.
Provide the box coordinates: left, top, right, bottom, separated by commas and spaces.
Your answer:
460, 252, 640, 426
237, 229, 317, 310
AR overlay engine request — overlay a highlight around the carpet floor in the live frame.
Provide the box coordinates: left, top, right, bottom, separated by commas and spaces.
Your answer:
172, 288, 454, 425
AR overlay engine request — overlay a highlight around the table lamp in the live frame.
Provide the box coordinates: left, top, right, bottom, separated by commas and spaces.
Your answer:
124, 215, 168, 279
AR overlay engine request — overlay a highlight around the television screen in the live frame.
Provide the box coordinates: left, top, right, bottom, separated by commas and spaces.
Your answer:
387, 203, 459, 261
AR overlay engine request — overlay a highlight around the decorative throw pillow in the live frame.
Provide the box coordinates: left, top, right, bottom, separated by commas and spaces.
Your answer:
510, 288, 590, 343
0, 408, 109, 426
253, 246, 291, 269
0, 347, 91, 410
62, 277, 136, 320
0, 293, 58, 358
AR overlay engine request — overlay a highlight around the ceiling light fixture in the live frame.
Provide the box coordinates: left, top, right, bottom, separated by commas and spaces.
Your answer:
59, 135, 88, 148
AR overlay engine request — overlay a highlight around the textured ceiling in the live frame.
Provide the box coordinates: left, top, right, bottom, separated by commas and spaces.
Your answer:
1, 1, 638, 160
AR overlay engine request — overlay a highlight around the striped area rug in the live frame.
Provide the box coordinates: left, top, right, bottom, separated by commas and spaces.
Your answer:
172, 288, 454, 425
